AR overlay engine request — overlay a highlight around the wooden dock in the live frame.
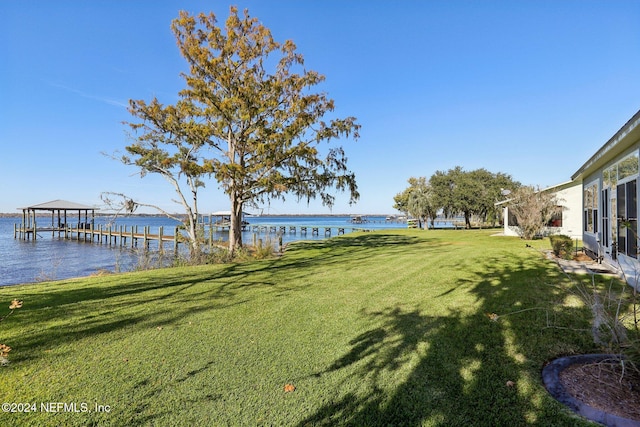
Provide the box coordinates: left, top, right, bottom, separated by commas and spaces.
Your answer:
203, 222, 367, 235
14, 221, 371, 252
13, 203, 375, 253
15, 223, 182, 251
243, 224, 369, 236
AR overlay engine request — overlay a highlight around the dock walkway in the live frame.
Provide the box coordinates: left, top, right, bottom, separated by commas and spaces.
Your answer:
15, 223, 181, 251
243, 224, 369, 236
14, 221, 372, 252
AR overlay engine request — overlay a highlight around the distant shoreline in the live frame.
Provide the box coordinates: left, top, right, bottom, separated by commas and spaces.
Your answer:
0, 212, 396, 218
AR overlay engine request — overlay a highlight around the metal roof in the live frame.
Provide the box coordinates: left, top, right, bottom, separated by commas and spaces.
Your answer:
20, 199, 97, 211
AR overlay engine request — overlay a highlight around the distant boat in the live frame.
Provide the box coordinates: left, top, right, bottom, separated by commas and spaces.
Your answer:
350, 215, 368, 224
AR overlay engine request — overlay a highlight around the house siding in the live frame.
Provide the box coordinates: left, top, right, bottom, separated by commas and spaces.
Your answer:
554, 183, 582, 239
582, 146, 640, 285
571, 109, 640, 288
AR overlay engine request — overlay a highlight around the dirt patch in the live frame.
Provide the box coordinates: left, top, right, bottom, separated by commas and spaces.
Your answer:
560, 360, 640, 422
573, 252, 594, 262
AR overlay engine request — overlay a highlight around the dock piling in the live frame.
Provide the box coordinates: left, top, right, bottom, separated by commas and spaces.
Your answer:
14, 219, 369, 253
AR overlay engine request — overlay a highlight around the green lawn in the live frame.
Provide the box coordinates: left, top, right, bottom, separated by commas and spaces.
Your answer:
0, 229, 615, 426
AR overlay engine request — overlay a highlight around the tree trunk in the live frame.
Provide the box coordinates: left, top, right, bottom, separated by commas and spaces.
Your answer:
465, 211, 472, 229
187, 211, 199, 258
189, 188, 200, 257
229, 195, 243, 255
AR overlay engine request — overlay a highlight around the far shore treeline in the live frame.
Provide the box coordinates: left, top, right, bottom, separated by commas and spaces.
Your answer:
0, 212, 393, 218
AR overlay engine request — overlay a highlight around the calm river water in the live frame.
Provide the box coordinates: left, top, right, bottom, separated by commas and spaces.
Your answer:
0, 215, 405, 286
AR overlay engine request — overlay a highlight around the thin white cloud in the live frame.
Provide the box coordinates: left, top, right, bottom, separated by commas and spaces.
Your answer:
48, 82, 129, 108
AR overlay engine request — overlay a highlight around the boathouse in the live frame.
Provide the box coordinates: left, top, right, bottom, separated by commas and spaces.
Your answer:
16, 199, 97, 240
15, 199, 182, 251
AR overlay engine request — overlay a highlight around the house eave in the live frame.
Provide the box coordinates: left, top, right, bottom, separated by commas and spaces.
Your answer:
571, 109, 640, 181
494, 180, 579, 207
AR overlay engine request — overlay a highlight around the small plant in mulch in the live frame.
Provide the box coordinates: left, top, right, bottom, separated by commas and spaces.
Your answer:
0, 299, 23, 366
571, 274, 640, 396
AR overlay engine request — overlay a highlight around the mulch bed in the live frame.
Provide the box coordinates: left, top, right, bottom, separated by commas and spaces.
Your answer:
560, 360, 640, 422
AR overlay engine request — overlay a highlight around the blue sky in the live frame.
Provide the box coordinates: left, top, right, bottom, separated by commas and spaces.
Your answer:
2, 1, 640, 215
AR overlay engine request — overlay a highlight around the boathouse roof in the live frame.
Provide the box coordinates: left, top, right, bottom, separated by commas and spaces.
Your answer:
20, 199, 97, 211
210, 211, 251, 216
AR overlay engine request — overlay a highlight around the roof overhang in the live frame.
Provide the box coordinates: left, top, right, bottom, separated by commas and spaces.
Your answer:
494, 180, 580, 207
20, 199, 97, 211
210, 211, 251, 216
571, 109, 640, 181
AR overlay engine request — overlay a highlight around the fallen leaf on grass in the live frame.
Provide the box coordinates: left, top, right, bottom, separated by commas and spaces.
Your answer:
506, 380, 515, 387
283, 384, 296, 393
486, 313, 499, 321
0, 344, 11, 357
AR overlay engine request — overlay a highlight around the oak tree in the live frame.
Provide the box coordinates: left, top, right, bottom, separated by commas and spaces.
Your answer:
393, 177, 436, 229
468, 168, 520, 227
428, 167, 519, 228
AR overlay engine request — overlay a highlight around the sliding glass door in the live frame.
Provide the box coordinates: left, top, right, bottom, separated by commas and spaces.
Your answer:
617, 179, 638, 258
602, 151, 639, 260
601, 188, 609, 250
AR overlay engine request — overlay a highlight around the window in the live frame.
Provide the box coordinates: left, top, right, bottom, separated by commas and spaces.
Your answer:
584, 182, 598, 233
604, 152, 638, 189
604, 152, 639, 258
619, 153, 639, 180
547, 206, 563, 227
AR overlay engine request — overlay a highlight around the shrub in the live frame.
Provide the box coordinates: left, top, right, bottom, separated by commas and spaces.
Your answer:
508, 185, 559, 240
251, 237, 277, 260
549, 234, 574, 260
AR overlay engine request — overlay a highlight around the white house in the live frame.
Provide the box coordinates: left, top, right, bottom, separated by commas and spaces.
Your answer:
497, 180, 582, 239
571, 109, 640, 286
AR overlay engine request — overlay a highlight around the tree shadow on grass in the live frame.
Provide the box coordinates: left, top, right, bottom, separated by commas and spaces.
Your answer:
297, 248, 597, 426
5, 232, 434, 362
270, 232, 455, 284
280, 232, 426, 265
299, 307, 532, 426
24, 233, 426, 306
